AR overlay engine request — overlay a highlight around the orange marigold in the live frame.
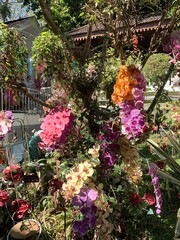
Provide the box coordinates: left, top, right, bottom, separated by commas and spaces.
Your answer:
111, 65, 137, 104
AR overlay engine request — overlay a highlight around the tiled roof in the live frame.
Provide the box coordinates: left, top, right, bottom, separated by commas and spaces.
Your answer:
68, 16, 170, 41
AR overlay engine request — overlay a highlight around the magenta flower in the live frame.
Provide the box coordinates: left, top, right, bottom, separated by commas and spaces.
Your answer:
149, 163, 163, 215
118, 70, 146, 140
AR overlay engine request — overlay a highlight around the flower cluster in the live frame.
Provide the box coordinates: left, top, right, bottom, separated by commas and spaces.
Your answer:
163, 30, 180, 67
112, 65, 146, 140
119, 137, 142, 183
62, 160, 95, 200
99, 122, 120, 170
93, 183, 113, 239
0, 191, 30, 220
130, 193, 155, 206
111, 65, 137, 103
72, 186, 98, 239
11, 199, 30, 219
39, 105, 74, 151
49, 178, 63, 192
149, 163, 163, 215
0, 190, 9, 207
3, 164, 23, 183
0, 110, 13, 140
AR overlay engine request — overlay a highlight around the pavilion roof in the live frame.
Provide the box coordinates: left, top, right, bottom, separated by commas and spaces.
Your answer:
68, 16, 170, 41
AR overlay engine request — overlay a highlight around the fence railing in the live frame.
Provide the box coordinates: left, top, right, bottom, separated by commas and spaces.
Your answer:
0, 88, 51, 112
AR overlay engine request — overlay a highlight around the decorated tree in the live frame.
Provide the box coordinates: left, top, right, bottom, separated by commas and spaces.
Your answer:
0, 0, 180, 239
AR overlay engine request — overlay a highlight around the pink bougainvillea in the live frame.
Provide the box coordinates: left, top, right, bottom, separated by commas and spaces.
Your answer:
39, 105, 74, 151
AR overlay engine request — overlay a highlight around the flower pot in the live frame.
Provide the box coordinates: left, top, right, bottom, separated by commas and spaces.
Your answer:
7, 219, 41, 240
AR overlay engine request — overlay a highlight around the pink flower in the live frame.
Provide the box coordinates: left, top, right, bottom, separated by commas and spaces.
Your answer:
0, 111, 13, 138
11, 199, 30, 219
39, 105, 74, 150
0, 190, 9, 207
142, 193, 155, 205
3, 164, 23, 182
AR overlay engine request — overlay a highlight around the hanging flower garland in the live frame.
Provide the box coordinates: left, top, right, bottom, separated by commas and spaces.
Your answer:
112, 65, 146, 140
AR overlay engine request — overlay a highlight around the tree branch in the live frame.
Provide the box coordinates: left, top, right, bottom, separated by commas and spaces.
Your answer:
81, 24, 93, 64
11, 82, 51, 109
38, 0, 73, 54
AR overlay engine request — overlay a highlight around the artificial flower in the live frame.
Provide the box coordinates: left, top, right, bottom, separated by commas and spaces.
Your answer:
39, 105, 74, 151
149, 163, 163, 215
3, 164, 23, 182
142, 193, 155, 205
0, 190, 9, 207
130, 193, 142, 206
0, 110, 13, 139
11, 199, 30, 219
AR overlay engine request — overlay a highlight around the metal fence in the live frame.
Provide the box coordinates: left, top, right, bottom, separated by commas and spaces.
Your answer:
0, 88, 51, 112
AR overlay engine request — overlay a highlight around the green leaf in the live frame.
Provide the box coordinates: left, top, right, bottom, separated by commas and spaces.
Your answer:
147, 139, 180, 174
160, 127, 180, 155
157, 169, 180, 186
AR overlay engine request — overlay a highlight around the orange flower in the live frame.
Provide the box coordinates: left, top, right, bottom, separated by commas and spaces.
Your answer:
111, 65, 138, 104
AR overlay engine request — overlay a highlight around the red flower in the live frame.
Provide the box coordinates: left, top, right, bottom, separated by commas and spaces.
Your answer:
49, 178, 63, 192
130, 194, 142, 206
142, 193, 155, 205
3, 164, 23, 182
0, 190, 9, 207
11, 199, 30, 219
156, 161, 165, 169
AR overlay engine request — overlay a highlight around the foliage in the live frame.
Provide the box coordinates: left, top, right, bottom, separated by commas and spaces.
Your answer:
0, 23, 28, 87
0, 1, 11, 21
99, 48, 121, 100
31, 31, 70, 85
19, 0, 86, 31
162, 101, 180, 130
143, 53, 172, 88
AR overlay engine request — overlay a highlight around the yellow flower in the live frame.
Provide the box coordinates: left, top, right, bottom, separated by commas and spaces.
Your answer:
88, 144, 100, 158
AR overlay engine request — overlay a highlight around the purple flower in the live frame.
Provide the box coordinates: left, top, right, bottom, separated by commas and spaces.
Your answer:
88, 189, 98, 201
72, 186, 98, 238
118, 70, 146, 139
149, 164, 163, 215
72, 196, 82, 206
